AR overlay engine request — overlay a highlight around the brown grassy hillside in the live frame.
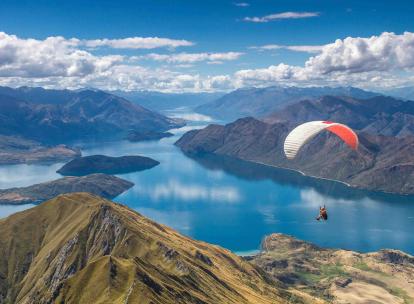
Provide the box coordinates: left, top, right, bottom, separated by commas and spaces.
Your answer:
0, 193, 298, 304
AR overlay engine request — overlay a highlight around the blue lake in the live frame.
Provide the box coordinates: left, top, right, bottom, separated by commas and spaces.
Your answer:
1, 109, 414, 255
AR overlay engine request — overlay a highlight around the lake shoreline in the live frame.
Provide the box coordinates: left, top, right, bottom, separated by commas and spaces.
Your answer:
205, 153, 414, 197
1, 110, 414, 256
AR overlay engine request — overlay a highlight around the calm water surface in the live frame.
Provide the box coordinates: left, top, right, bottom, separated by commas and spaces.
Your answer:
1, 108, 413, 255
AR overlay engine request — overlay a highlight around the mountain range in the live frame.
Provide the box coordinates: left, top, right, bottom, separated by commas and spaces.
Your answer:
0, 87, 183, 143
265, 95, 414, 137
175, 117, 414, 194
381, 86, 414, 101
195, 86, 379, 121
111, 90, 223, 111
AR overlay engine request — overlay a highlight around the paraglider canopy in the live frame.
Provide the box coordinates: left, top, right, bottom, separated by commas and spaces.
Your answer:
284, 121, 358, 159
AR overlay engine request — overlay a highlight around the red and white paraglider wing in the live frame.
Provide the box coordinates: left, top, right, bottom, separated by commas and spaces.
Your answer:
284, 121, 358, 159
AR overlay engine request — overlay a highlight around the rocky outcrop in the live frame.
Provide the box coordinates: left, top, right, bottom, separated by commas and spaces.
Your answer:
175, 117, 414, 194
0, 135, 80, 165
250, 233, 414, 304
57, 155, 160, 176
0, 193, 293, 304
0, 174, 133, 204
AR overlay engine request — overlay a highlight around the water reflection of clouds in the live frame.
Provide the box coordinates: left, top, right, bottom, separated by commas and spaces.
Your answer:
206, 170, 225, 180
257, 205, 279, 224
171, 156, 198, 173
135, 207, 192, 233
299, 188, 377, 208
0, 164, 61, 188
133, 179, 241, 203
368, 228, 393, 233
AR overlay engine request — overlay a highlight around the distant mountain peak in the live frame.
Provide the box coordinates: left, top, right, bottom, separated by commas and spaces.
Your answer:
196, 85, 380, 121
74, 87, 102, 93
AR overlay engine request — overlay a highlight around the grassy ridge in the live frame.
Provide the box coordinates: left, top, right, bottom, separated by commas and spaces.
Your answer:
0, 193, 295, 304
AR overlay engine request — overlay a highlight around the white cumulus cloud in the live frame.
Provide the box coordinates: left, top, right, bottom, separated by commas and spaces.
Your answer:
0, 32, 122, 77
244, 11, 319, 23
142, 52, 244, 63
306, 31, 414, 74
82, 37, 194, 49
0, 31, 414, 92
252, 44, 325, 53
235, 32, 414, 88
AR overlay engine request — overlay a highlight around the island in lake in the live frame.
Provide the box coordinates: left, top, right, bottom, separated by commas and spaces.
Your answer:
0, 174, 133, 205
57, 155, 160, 176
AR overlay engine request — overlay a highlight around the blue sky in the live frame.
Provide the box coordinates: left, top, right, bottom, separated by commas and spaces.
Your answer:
0, 0, 413, 92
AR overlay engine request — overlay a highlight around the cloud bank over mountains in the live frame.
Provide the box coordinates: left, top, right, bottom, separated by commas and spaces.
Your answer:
139, 52, 244, 64
0, 31, 413, 92
81, 37, 194, 49
238, 32, 414, 87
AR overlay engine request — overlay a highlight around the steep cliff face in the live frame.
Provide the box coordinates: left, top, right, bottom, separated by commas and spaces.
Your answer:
249, 234, 414, 304
175, 117, 414, 194
0, 193, 295, 304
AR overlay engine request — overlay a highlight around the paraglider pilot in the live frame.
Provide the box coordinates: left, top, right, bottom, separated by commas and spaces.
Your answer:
316, 205, 328, 221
